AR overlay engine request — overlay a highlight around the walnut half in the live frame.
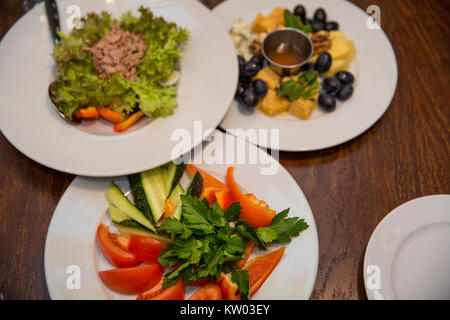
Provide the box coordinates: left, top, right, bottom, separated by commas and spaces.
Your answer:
311, 31, 331, 55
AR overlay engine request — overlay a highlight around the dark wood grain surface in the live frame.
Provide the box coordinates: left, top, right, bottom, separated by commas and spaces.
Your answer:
0, 0, 449, 300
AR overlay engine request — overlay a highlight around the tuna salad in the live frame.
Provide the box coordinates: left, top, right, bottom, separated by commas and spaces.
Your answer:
48, 7, 189, 131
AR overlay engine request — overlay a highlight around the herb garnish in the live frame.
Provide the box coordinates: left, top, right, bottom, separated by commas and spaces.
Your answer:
276, 70, 319, 101
157, 195, 309, 298
284, 9, 313, 34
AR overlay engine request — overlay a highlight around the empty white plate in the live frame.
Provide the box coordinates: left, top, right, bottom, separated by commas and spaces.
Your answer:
364, 195, 450, 300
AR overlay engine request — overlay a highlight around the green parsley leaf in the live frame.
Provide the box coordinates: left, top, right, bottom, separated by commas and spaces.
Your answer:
288, 84, 307, 101
256, 209, 309, 245
224, 202, 242, 222
231, 268, 250, 300
277, 80, 296, 96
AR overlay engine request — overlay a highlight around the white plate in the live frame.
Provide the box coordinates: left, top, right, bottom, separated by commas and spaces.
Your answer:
213, 0, 397, 151
0, 0, 238, 176
44, 130, 319, 299
363, 195, 450, 300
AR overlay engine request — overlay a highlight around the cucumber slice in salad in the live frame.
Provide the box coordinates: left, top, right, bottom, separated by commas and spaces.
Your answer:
170, 172, 203, 221
163, 162, 186, 196
140, 167, 168, 223
115, 224, 173, 245
185, 171, 203, 198
105, 182, 156, 232
168, 183, 184, 220
127, 173, 152, 222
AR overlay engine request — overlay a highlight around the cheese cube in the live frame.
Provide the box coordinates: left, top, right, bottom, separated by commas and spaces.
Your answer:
288, 99, 317, 120
254, 67, 281, 90
258, 89, 290, 116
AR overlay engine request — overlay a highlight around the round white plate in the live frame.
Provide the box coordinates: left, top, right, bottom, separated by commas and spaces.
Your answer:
363, 195, 450, 300
44, 130, 319, 299
213, 0, 397, 151
0, 0, 238, 177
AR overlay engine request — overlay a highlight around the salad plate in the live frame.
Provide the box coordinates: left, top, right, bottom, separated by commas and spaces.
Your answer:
364, 195, 450, 300
0, 0, 238, 176
44, 130, 319, 299
213, 0, 397, 151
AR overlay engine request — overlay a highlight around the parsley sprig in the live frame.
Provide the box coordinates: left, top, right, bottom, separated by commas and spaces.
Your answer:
277, 70, 319, 101
157, 195, 309, 297
284, 9, 313, 34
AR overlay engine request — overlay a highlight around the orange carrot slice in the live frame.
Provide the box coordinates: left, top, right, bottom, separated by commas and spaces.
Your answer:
114, 111, 144, 132
98, 106, 121, 123
75, 106, 99, 119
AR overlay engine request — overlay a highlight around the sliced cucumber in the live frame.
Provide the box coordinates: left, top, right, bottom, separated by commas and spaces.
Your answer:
115, 224, 173, 245
127, 173, 152, 222
105, 182, 156, 232
163, 162, 186, 196
185, 171, 203, 198
140, 167, 168, 223
168, 183, 184, 220
109, 204, 153, 230
169, 173, 203, 221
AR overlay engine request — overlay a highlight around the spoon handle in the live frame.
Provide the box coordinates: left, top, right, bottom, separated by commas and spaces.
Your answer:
44, 0, 60, 45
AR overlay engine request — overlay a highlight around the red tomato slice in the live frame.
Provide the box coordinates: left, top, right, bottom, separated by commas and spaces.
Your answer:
136, 277, 185, 300
128, 235, 167, 265
215, 190, 232, 211
96, 224, 140, 268
219, 247, 285, 299
189, 277, 212, 286
99, 264, 163, 294
244, 247, 285, 296
226, 167, 276, 228
189, 283, 222, 300
218, 273, 240, 300
202, 187, 224, 205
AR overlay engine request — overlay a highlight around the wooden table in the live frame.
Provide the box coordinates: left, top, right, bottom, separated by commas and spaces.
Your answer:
0, 0, 448, 300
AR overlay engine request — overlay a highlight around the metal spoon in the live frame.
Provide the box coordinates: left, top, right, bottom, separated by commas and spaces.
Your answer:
45, 0, 79, 124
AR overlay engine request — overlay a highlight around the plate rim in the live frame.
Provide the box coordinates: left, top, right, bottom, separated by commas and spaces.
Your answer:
363, 194, 450, 300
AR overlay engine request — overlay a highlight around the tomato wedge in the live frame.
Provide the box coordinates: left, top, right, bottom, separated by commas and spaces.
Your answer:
219, 247, 285, 299
226, 167, 276, 228
188, 283, 222, 300
189, 278, 211, 286
202, 187, 224, 204
186, 164, 229, 192
136, 277, 185, 300
128, 235, 167, 265
244, 247, 286, 296
215, 190, 232, 211
99, 264, 163, 294
218, 273, 240, 300
96, 224, 140, 268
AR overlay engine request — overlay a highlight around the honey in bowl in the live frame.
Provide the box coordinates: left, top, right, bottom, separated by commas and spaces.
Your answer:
262, 28, 313, 75
268, 43, 307, 66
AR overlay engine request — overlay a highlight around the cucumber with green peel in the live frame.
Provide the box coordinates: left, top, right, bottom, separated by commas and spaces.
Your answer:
109, 204, 153, 231
127, 173, 152, 222
170, 173, 203, 221
168, 183, 184, 220
105, 182, 156, 232
163, 162, 186, 196
140, 167, 168, 223
185, 171, 203, 198
115, 224, 173, 245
